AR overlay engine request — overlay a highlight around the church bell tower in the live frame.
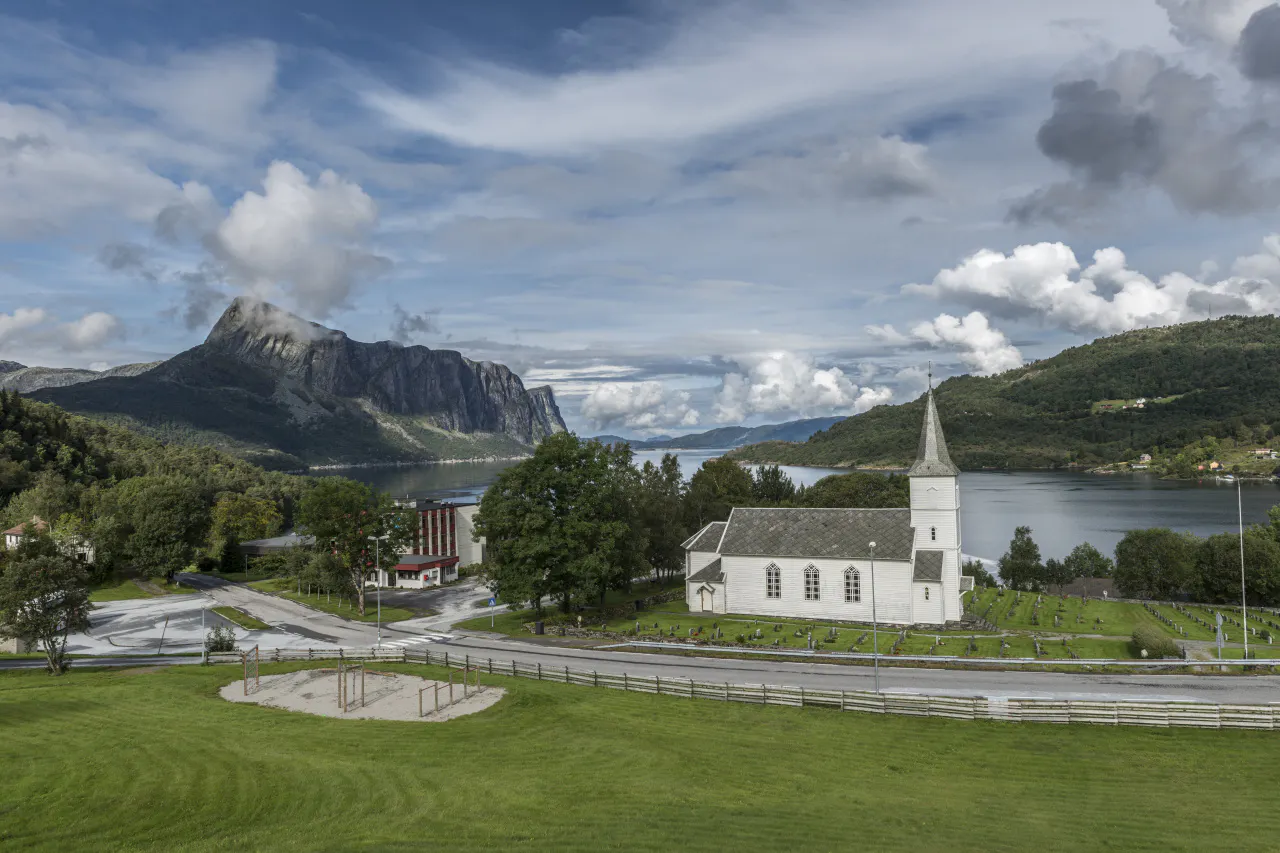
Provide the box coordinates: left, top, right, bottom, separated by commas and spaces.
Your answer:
908, 382, 962, 622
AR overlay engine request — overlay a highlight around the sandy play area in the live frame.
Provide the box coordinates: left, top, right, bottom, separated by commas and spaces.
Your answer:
220, 668, 505, 721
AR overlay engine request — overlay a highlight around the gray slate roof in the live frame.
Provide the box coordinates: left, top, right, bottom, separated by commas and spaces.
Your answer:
908, 390, 960, 477
913, 550, 944, 581
687, 558, 724, 584
717, 508, 914, 561
682, 521, 727, 553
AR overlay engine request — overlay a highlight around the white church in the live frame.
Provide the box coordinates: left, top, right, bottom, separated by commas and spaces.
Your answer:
683, 389, 969, 627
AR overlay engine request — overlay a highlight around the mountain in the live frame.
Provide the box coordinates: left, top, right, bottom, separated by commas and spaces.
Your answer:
592, 416, 846, 450
32, 298, 567, 469
0, 361, 160, 393
730, 316, 1280, 470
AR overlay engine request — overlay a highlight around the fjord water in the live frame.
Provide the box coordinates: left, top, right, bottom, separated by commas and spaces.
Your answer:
339, 449, 1280, 562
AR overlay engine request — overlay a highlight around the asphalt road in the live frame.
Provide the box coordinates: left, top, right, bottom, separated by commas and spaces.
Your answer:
24, 575, 1280, 703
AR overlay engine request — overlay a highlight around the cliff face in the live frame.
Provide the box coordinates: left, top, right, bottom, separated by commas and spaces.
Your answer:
34, 298, 566, 465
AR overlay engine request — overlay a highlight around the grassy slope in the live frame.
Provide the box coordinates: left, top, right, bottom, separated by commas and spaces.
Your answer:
4, 663, 1280, 851
731, 315, 1280, 469
89, 576, 198, 602
212, 606, 270, 631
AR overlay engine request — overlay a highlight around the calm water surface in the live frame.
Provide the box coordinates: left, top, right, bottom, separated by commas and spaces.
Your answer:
335, 449, 1280, 562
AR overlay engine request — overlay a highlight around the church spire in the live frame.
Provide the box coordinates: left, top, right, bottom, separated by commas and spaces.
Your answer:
908, 388, 959, 476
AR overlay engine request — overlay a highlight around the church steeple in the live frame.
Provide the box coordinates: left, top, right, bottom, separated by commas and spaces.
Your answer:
908, 389, 959, 476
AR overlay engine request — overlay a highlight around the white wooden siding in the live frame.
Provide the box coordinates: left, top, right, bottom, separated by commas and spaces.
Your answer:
721, 555, 915, 624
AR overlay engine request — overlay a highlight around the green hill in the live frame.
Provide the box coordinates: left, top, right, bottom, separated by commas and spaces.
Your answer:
729, 316, 1280, 470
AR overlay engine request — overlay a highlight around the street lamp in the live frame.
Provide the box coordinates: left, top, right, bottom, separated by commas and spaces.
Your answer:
367, 534, 389, 648
869, 540, 880, 694
1238, 478, 1250, 660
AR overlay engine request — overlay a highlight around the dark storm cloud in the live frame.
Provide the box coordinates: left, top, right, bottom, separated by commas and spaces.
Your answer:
1010, 51, 1280, 223
389, 305, 440, 343
1238, 4, 1280, 81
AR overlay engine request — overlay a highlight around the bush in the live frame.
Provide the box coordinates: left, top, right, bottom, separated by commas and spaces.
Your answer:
205, 626, 236, 653
1131, 625, 1180, 659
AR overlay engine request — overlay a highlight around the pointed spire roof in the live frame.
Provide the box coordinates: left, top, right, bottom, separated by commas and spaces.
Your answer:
908, 390, 959, 476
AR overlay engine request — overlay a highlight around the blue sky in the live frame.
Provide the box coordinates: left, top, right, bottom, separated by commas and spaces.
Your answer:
4, 0, 1280, 435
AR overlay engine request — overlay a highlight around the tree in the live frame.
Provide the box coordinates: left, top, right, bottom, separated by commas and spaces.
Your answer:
1043, 558, 1073, 589
0, 553, 90, 674
114, 475, 209, 578
684, 457, 754, 527
998, 526, 1044, 591
751, 465, 796, 504
474, 434, 646, 616
962, 558, 996, 588
1192, 529, 1280, 605
637, 454, 689, 583
794, 472, 909, 508
207, 493, 283, 568
296, 478, 412, 616
1114, 528, 1198, 599
1063, 542, 1114, 579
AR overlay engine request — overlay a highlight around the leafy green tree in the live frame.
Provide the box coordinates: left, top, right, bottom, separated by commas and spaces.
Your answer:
998, 526, 1044, 591
1192, 529, 1280, 605
795, 472, 909, 508
1043, 558, 1073, 589
207, 493, 283, 568
962, 558, 996, 588
751, 465, 796, 504
684, 457, 754, 527
637, 454, 689, 583
1114, 528, 1199, 599
0, 553, 91, 674
296, 477, 412, 615
114, 476, 209, 578
1063, 542, 1114, 579
475, 434, 646, 616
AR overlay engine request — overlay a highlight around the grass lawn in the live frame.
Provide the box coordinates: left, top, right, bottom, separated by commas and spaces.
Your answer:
212, 606, 270, 631
4, 663, 1280, 851
249, 578, 415, 623
88, 578, 154, 602
207, 570, 277, 583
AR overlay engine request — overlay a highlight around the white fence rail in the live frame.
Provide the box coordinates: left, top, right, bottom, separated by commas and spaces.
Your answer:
206, 646, 1280, 730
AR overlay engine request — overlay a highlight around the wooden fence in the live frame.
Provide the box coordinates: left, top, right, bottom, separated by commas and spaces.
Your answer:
207, 646, 1280, 730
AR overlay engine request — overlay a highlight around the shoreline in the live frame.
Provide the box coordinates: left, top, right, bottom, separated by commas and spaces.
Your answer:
306, 455, 531, 472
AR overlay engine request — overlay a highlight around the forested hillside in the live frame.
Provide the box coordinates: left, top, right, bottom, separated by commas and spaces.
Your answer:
0, 391, 308, 577
731, 316, 1280, 470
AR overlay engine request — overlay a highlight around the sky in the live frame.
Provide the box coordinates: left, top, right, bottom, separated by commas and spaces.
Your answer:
4, 0, 1280, 437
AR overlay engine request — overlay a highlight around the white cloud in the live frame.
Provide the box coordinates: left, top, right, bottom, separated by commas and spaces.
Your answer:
0, 102, 183, 237
909, 312, 1024, 375
1156, 0, 1274, 48
581, 381, 700, 431
365, 0, 1166, 154
713, 351, 892, 422
211, 161, 390, 317
715, 135, 938, 201
60, 312, 124, 350
0, 308, 124, 354
904, 237, 1280, 335
0, 308, 51, 347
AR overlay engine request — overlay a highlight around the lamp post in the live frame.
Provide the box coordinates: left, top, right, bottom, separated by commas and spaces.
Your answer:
869, 540, 880, 694
367, 534, 388, 648
1238, 477, 1250, 660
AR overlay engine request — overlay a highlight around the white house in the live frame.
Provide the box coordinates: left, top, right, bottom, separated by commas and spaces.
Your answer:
684, 389, 965, 627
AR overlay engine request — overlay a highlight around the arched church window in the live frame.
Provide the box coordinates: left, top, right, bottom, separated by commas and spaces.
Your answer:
931, 526, 937, 541
924, 586, 931, 600
765, 564, 780, 599
804, 566, 820, 601
845, 568, 860, 603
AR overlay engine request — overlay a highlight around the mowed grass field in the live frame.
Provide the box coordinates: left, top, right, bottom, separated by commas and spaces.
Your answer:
4, 664, 1280, 851
248, 578, 416, 624
968, 588, 1219, 640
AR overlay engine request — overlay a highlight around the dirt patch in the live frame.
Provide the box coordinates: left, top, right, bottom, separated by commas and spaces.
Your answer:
220, 669, 504, 721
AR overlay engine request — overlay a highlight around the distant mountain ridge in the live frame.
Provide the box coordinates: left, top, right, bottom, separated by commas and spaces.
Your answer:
591, 416, 845, 450
0, 361, 160, 393
32, 298, 567, 469
730, 315, 1280, 470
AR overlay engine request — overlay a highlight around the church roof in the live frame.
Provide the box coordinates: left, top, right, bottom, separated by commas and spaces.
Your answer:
717, 507, 914, 562
908, 390, 960, 477
682, 521, 727, 552
913, 550, 944, 581
687, 558, 724, 583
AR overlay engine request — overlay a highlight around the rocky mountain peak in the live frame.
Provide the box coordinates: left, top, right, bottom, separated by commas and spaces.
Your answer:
207, 297, 345, 348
